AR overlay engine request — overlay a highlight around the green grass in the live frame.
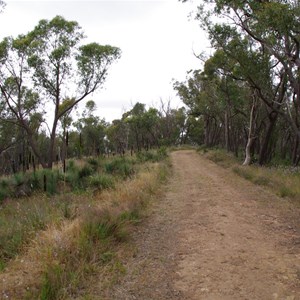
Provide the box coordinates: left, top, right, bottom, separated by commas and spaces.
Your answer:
37, 202, 146, 298
35, 159, 170, 299
104, 157, 135, 179
0, 195, 58, 266
136, 147, 168, 163
0, 152, 170, 298
89, 174, 115, 190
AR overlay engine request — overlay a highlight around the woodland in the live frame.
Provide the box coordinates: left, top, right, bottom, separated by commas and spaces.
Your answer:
1, 1, 300, 298
1, 0, 300, 177
176, 0, 300, 166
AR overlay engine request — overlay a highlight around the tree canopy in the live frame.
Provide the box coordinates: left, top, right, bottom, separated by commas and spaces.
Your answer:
0, 15, 121, 168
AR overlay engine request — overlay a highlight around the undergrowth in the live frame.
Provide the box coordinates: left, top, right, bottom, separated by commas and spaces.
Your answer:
0, 150, 170, 299
34, 160, 170, 299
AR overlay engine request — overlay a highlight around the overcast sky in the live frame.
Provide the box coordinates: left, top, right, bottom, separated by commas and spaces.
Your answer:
0, 0, 210, 122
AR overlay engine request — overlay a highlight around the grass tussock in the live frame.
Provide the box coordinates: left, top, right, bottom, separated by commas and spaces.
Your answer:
104, 157, 135, 179
0, 156, 170, 299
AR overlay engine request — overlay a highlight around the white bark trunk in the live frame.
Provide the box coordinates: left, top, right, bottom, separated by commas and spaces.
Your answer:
243, 98, 256, 166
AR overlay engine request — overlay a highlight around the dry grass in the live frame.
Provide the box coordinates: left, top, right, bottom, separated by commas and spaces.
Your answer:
233, 165, 300, 200
202, 149, 300, 202
0, 160, 170, 299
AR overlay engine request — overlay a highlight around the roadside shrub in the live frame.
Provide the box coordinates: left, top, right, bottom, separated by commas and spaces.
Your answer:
89, 174, 115, 190
136, 151, 156, 162
278, 186, 296, 198
137, 148, 168, 163
42, 170, 59, 195
28, 171, 41, 190
0, 179, 10, 202
86, 157, 99, 171
78, 165, 93, 179
157, 146, 168, 159
0, 197, 53, 264
13, 173, 25, 186
66, 159, 76, 172
65, 164, 81, 190
40, 264, 64, 300
253, 176, 270, 186
204, 148, 238, 168
233, 167, 254, 181
104, 158, 135, 179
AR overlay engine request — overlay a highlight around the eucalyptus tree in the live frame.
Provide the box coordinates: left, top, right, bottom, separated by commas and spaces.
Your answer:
194, 0, 300, 162
174, 69, 226, 148
0, 15, 121, 168
123, 102, 147, 151
73, 100, 108, 156
0, 35, 44, 166
207, 25, 288, 164
106, 119, 129, 154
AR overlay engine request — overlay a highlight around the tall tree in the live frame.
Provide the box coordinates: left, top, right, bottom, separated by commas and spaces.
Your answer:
198, 0, 300, 139
0, 15, 121, 168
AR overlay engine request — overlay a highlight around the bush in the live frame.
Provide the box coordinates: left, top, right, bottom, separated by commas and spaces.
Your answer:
89, 174, 115, 190
86, 157, 99, 171
42, 170, 59, 195
0, 179, 10, 202
136, 148, 168, 163
278, 186, 296, 198
13, 173, 25, 186
78, 165, 93, 179
157, 146, 168, 159
233, 167, 254, 181
136, 151, 154, 162
28, 171, 41, 190
104, 158, 135, 179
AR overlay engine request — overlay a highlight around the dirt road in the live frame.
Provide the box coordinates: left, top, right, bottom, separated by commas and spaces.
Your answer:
107, 150, 300, 300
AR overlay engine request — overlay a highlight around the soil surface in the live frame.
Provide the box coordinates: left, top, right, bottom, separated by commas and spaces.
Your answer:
106, 150, 300, 300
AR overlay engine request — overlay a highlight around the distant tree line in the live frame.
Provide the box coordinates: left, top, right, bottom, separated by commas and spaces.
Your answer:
175, 0, 300, 166
0, 98, 198, 175
0, 14, 199, 176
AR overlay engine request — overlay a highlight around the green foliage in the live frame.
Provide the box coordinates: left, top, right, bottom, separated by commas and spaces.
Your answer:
0, 197, 54, 264
89, 174, 115, 190
40, 264, 64, 300
232, 167, 254, 181
206, 149, 238, 168
104, 157, 135, 179
78, 165, 93, 179
157, 146, 168, 159
0, 151, 170, 297
44, 170, 59, 195
86, 157, 99, 171
118, 209, 140, 224
0, 179, 10, 202
278, 186, 296, 198
136, 148, 168, 163
0, 15, 121, 169
13, 173, 25, 186
253, 176, 270, 186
